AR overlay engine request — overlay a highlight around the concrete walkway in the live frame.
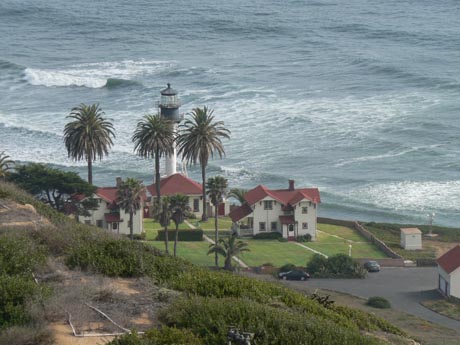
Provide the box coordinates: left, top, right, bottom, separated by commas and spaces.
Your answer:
292, 242, 328, 258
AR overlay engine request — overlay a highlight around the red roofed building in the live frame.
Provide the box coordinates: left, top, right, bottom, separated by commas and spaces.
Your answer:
228, 180, 320, 240
146, 173, 228, 218
78, 178, 144, 236
437, 245, 460, 298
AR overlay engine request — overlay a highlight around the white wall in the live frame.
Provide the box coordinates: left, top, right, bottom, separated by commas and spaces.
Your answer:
438, 266, 451, 297
252, 197, 283, 235
450, 268, 460, 299
401, 233, 422, 250
293, 201, 318, 240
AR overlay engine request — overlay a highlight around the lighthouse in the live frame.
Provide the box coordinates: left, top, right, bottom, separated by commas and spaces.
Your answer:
158, 83, 182, 176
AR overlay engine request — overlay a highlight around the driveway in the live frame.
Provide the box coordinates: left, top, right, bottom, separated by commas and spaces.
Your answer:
282, 267, 460, 330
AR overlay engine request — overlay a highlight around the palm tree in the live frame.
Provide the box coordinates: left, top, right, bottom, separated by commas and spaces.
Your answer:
207, 233, 250, 271
116, 178, 144, 240
206, 175, 228, 267
177, 106, 230, 221
64, 103, 115, 185
169, 193, 190, 257
132, 114, 174, 208
228, 188, 248, 205
158, 196, 171, 254
0, 151, 13, 181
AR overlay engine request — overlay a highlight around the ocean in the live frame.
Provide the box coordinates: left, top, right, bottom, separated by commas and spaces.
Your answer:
1, 0, 460, 226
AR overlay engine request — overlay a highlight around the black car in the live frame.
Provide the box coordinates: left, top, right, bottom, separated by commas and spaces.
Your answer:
278, 270, 310, 281
363, 261, 380, 272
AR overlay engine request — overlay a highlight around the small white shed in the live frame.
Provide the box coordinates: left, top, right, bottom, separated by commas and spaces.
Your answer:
400, 228, 422, 250
437, 245, 460, 299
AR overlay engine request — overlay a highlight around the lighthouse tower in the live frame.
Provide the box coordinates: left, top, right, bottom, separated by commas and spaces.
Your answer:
158, 83, 182, 176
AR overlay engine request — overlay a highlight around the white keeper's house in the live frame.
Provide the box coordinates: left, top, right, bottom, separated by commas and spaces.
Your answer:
437, 245, 460, 299
229, 180, 320, 240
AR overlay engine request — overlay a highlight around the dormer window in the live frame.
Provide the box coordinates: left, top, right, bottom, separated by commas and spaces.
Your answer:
264, 200, 273, 210
302, 206, 308, 214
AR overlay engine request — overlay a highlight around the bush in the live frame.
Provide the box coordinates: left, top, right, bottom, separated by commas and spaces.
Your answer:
160, 297, 381, 345
279, 263, 296, 273
253, 232, 282, 240
0, 325, 54, 345
307, 254, 366, 278
278, 237, 288, 242
108, 328, 203, 345
296, 234, 312, 242
366, 296, 391, 309
156, 229, 203, 241
130, 233, 146, 241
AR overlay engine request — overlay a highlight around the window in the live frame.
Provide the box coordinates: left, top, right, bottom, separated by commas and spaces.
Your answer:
193, 198, 199, 212
271, 222, 277, 231
302, 206, 308, 214
259, 222, 266, 232
313, 203, 316, 209
112, 222, 118, 230
96, 220, 103, 228
302, 222, 308, 229
264, 200, 273, 210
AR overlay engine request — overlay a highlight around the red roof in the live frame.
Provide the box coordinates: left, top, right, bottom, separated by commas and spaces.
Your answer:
228, 203, 253, 222
279, 215, 295, 225
437, 245, 460, 274
244, 183, 320, 206
105, 213, 122, 222
147, 173, 202, 197
96, 187, 118, 203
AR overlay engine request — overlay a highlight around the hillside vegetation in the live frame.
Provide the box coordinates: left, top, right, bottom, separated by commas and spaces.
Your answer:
0, 182, 413, 345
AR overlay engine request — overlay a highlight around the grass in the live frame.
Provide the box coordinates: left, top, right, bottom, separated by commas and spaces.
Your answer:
195, 216, 233, 230
147, 241, 215, 266
422, 299, 460, 321
143, 218, 190, 240
238, 240, 316, 267
318, 223, 367, 242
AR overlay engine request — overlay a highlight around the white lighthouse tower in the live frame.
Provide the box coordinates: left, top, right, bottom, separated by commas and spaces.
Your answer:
158, 83, 182, 176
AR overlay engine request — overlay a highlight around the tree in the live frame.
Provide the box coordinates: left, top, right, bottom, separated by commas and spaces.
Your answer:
8, 163, 95, 212
228, 188, 248, 205
158, 196, 171, 254
169, 193, 190, 257
206, 175, 228, 267
132, 114, 174, 209
0, 151, 13, 181
207, 233, 250, 271
117, 178, 145, 240
64, 103, 115, 185
177, 106, 230, 221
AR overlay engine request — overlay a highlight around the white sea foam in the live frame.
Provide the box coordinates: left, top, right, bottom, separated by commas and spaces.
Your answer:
349, 180, 460, 212
24, 60, 175, 88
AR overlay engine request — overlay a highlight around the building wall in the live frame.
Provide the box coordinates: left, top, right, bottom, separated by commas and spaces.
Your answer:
293, 201, 318, 240
252, 197, 283, 235
438, 266, 451, 296
450, 267, 460, 299
401, 233, 422, 250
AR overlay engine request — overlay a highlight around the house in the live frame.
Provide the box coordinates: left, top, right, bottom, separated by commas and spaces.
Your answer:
400, 228, 422, 250
146, 173, 230, 218
437, 245, 460, 299
78, 178, 144, 236
229, 180, 320, 240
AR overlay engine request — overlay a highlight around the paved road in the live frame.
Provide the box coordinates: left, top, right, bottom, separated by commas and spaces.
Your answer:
282, 267, 460, 330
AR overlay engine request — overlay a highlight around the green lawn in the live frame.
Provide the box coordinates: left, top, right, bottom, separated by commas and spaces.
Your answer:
147, 240, 215, 266
195, 216, 233, 230
238, 240, 316, 267
144, 218, 190, 240
318, 223, 367, 242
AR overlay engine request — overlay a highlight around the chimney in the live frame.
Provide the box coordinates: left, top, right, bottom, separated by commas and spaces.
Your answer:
288, 179, 295, 191
116, 177, 122, 187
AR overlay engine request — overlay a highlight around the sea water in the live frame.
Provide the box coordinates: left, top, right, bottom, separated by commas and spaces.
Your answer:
1, 0, 460, 226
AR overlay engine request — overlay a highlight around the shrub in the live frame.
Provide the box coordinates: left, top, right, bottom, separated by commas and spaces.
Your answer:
156, 229, 203, 241
366, 296, 391, 309
253, 232, 282, 240
160, 297, 381, 345
307, 254, 366, 278
279, 263, 296, 273
306, 254, 328, 276
108, 328, 203, 345
131, 232, 146, 241
296, 234, 312, 242
278, 237, 288, 242
0, 325, 54, 345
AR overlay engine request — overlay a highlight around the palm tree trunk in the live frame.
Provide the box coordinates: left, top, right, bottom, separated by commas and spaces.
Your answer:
88, 158, 93, 185
155, 150, 161, 206
224, 254, 232, 271
174, 224, 179, 257
201, 163, 207, 221
214, 204, 219, 267
129, 211, 133, 240
164, 223, 169, 254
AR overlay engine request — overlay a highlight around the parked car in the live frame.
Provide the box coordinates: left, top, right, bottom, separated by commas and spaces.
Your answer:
278, 270, 310, 281
363, 261, 380, 272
